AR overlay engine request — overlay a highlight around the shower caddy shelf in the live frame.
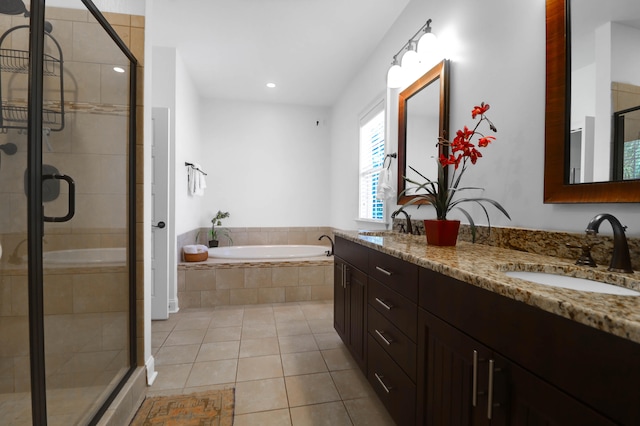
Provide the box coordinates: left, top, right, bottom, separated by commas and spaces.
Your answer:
0, 24, 65, 131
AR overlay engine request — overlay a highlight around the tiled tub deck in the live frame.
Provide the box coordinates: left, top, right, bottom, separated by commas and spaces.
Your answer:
178, 257, 334, 308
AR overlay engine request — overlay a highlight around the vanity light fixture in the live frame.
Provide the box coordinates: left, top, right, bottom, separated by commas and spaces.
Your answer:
387, 19, 439, 88
266, 82, 276, 88
113, 66, 125, 73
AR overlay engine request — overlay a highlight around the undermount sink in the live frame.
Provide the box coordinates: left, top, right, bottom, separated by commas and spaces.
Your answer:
504, 271, 640, 296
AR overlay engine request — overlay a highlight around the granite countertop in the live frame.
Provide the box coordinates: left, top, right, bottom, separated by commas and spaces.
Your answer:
335, 230, 640, 345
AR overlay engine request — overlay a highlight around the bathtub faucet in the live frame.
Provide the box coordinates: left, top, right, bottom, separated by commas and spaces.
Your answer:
9, 237, 47, 265
318, 235, 334, 256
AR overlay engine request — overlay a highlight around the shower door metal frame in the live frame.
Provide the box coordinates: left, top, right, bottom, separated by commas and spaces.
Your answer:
26, 0, 138, 424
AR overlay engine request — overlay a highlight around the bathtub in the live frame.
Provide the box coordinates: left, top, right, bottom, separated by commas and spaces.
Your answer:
42, 247, 126, 265
208, 244, 330, 260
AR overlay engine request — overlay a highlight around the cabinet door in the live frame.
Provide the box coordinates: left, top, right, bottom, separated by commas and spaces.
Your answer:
418, 309, 493, 426
348, 265, 367, 369
503, 353, 616, 426
333, 258, 348, 342
419, 309, 616, 426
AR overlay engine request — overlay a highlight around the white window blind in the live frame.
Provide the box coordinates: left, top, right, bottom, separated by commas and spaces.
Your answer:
359, 102, 385, 221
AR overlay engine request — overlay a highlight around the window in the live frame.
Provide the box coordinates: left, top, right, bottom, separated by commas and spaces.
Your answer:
359, 101, 386, 221
623, 139, 640, 180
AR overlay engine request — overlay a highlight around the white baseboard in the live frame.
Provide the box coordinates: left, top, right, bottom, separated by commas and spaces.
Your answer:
169, 298, 179, 314
145, 356, 158, 386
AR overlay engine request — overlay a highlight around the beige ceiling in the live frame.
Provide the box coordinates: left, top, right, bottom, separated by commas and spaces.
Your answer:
150, 0, 410, 106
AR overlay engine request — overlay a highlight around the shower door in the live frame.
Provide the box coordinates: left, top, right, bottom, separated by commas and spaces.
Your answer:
0, 1, 137, 424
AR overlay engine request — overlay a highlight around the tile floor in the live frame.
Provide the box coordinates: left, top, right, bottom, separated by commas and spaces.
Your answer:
148, 301, 396, 425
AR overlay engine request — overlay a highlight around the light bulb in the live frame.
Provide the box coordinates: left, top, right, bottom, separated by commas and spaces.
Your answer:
417, 32, 437, 56
387, 64, 403, 88
401, 48, 419, 70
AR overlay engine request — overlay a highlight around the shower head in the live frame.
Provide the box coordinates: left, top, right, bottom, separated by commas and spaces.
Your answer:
0, 143, 18, 155
0, 0, 28, 16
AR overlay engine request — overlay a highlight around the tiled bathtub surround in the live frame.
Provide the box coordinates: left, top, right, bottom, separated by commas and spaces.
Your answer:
178, 227, 334, 259
178, 259, 334, 308
176, 227, 335, 308
391, 220, 640, 271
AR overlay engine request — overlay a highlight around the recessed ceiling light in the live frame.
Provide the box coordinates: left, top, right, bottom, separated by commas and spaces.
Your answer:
113, 66, 125, 73
266, 82, 276, 88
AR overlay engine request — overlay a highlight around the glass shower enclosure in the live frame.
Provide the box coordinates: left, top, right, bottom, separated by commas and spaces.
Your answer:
0, 1, 137, 424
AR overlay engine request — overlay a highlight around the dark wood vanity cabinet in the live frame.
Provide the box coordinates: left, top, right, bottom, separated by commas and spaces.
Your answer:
418, 268, 633, 425
333, 237, 368, 371
334, 236, 639, 424
417, 309, 615, 425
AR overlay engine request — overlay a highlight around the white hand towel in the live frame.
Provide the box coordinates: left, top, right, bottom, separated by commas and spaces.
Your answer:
188, 163, 205, 196
376, 168, 396, 201
196, 166, 207, 196
188, 165, 197, 195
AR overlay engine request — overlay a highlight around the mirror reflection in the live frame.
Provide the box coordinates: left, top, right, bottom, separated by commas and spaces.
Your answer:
568, 0, 640, 184
404, 78, 440, 194
397, 59, 449, 204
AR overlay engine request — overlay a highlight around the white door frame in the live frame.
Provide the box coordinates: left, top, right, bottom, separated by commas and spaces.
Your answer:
151, 107, 171, 320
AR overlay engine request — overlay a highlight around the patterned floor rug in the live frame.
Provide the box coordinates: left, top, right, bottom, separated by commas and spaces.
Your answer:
130, 389, 234, 426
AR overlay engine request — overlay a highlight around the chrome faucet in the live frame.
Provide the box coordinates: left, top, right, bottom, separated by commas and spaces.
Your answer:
391, 208, 413, 235
318, 235, 334, 256
585, 213, 634, 273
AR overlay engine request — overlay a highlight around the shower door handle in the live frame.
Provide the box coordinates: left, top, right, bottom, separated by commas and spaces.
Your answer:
43, 174, 75, 222
152, 221, 166, 229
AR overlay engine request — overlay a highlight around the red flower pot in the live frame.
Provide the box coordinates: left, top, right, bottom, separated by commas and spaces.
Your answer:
423, 219, 460, 246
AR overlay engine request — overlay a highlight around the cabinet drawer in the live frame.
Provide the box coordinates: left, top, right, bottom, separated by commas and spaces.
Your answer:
368, 306, 416, 381
368, 249, 418, 299
335, 236, 368, 271
368, 278, 417, 341
368, 335, 416, 425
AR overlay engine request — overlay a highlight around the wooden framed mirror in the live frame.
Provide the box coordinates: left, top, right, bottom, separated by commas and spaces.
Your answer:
544, 0, 640, 202
397, 59, 450, 205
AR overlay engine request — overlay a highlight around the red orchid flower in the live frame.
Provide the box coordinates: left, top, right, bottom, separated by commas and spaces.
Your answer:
471, 102, 490, 119
478, 136, 495, 147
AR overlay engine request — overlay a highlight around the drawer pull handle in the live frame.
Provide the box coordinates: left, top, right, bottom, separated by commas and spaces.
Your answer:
375, 297, 393, 310
375, 266, 393, 276
374, 372, 393, 393
375, 329, 394, 345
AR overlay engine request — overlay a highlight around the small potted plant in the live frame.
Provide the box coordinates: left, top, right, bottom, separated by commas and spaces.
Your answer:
208, 210, 232, 247
400, 102, 510, 245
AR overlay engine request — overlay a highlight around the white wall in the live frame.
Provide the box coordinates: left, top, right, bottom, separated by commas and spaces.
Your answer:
48, 0, 145, 14
198, 99, 331, 228
174, 52, 205, 234
612, 23, 640, 85
330, 0, 640, 236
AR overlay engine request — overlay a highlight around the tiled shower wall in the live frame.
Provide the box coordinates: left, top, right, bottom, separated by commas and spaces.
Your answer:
0, 9, 144, 258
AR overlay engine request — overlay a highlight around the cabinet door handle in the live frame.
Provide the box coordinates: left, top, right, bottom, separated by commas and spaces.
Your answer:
472, 350, 478, 407
487, 360, 501, 419
374, 372, 393, 393
341, 265, 346, 288
345, 265, 350, 287
375, 266, 393, 276
375, 297, 393, 310
375, 329, 394, 345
